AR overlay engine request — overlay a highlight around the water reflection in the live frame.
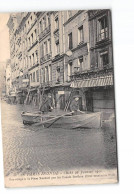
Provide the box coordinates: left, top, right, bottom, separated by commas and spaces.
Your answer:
1, 101, 117, 177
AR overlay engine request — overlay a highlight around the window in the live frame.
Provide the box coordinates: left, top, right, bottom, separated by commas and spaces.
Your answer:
34, 29, 37, 40
40, 68, 45, 83
41, 68, 45, 83
78, 25, 84, 44
56, 66, 60, 83
24, 57, 25, 68
45, 66, 49, 82
30, 73, 32, 82
98, 16, 108, 41
68, 11, 72, 19
99, 51, 109, 67
47, 39, 51, 53
31, 33, 33, 44
29, 56, 32, 66
48, 64, 52, 81
28, 37, 31, 47
56, 41, 60, 54
43, 16, 46, 29
68, 61, 72, 81
36, 70, 39, 82
68, 32, 73, 50
78, 56, 83, 71
44, 41, 48, 55
40, 44, 44, 58
26, 56, 28, 68
32, 53, 35, 65
33, 72, 35, 82
48, 15, 50, 26
35, 52, 38, 63
55, 17, 59, 29
40, 20, 43, 33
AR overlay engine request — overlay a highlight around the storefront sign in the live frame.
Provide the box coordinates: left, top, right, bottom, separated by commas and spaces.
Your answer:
22, 79, 29, 83
58, 91, 65, 94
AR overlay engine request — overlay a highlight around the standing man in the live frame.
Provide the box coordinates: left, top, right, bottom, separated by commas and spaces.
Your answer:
39, 93, 53, 113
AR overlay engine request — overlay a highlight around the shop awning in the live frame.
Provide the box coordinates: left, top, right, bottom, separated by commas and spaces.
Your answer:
70, 75, 113, 88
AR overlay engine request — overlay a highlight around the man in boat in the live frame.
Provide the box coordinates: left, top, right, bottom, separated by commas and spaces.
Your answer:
39, 93, 53, 113
70, 96, 81, 115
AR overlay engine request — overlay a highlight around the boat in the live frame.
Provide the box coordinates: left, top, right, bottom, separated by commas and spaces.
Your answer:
21, 111, 53, 125
21, 111, 101, 129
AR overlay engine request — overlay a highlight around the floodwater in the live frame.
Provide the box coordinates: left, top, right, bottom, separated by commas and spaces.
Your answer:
1, 101, 117, 177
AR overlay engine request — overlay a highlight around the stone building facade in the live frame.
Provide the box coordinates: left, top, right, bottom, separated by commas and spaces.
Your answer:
7, 10, 115, 114
71, 10, 114, 114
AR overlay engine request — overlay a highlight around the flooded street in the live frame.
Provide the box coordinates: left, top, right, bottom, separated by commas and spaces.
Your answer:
1, 101, 117, 177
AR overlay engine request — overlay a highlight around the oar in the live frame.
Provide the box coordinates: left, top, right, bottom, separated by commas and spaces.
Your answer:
33, 112, 73, 127
47, 112, 73, 128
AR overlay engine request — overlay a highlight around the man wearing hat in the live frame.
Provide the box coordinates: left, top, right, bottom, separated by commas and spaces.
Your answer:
39, 93, 53, 113
70, 96, 80, 114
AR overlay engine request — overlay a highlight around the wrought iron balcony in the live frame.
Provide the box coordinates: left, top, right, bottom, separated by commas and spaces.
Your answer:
39, 25, 51, 41
40, 53, 52, 64
27, 40, 38, 52
71, 64, 113, 81
40, 81, 52, 88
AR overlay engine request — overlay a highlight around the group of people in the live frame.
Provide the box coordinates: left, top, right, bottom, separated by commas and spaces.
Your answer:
39, 93, 81, 114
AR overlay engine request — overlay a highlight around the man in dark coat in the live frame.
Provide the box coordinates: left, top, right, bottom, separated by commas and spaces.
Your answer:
70, 97, 80, 114
39, 94, 53, 113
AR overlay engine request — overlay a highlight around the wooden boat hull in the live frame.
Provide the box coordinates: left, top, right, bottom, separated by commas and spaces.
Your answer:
21, 112, 54, 125
43, 112, 101, 129
21, 111, 101, 129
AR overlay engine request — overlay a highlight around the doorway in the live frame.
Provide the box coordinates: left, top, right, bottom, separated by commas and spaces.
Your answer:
85, 90, 93, 112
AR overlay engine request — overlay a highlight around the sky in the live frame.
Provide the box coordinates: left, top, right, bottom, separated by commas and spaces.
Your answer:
0, 13, 10, 63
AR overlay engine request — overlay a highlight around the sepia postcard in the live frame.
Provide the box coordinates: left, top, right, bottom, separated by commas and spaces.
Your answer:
0, 10, 118, 188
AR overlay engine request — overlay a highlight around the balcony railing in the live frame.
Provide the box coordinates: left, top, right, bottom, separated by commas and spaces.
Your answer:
39, 25, 51, 40
71, 64, 113, 80
40, 81, 52, 87
28, 40, 38, 52
40, 53, 52, 64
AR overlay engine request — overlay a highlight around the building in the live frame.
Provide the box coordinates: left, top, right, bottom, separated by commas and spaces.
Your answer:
25, 12, 40, 105
63, 10, 90, 111
50, 11, 66, 109
7, 13, 22, 93
36, 11, 52, 105
71, 9, 114, 114
7, 10, 115, 114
